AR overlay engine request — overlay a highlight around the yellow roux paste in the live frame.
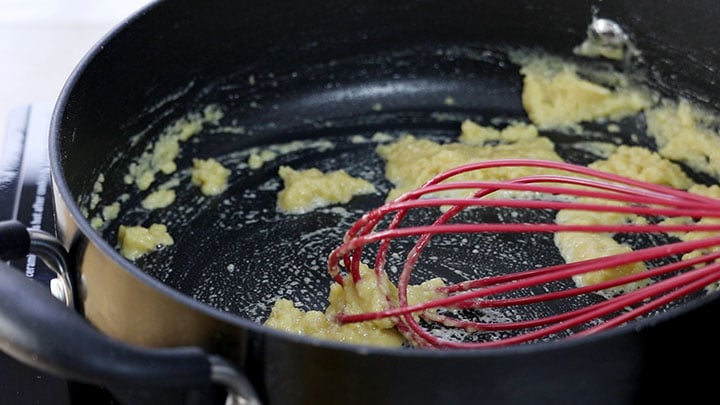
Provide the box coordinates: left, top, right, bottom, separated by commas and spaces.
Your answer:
265, 263, 445, 347
124, 105, 224, 191
377, 121, 564, 201
142, 189, 176, 210
117, 223, 174, 261
276, 166, 376, 214
191, 158, 231, 196
518, 56, 653, 128
115, 108, 230, 260
265, 54, 720, 346
555, 146, 694, 295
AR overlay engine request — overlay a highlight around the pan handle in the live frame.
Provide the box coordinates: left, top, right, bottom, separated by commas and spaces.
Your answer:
0, 220, 74, 306
0, 220, 261, 405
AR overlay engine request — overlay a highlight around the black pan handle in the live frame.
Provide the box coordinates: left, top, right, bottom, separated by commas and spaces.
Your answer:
0, 220, 31, 261
0, 220, 74, 306
0, 220, 261, 404
0, 259, 213, 387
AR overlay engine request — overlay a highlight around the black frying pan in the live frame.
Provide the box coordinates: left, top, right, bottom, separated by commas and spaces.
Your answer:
2, 0, 720, 404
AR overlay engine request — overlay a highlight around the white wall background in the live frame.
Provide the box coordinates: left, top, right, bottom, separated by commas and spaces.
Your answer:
1, 0, 152, 24
0, 0, 154, 153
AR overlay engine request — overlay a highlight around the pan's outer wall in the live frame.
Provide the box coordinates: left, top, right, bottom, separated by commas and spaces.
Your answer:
51, 0, 720, 404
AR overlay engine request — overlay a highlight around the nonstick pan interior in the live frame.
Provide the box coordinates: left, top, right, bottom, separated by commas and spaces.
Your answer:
53, 0, 720, 349
79, 42, 710, 339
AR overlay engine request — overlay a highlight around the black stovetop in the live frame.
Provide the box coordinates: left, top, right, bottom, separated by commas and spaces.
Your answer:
0, 104, 116, 404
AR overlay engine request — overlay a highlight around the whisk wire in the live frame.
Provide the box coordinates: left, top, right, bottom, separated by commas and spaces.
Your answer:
327, 159, 720, 348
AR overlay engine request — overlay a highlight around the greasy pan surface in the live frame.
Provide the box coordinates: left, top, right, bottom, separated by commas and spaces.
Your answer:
50, 0, 720, 403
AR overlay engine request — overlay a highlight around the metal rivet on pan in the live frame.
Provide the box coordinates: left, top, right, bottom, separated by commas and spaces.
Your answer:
587, 18, 628, 49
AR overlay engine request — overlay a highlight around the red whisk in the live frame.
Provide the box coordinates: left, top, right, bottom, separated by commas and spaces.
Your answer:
327, 159, 720, 349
